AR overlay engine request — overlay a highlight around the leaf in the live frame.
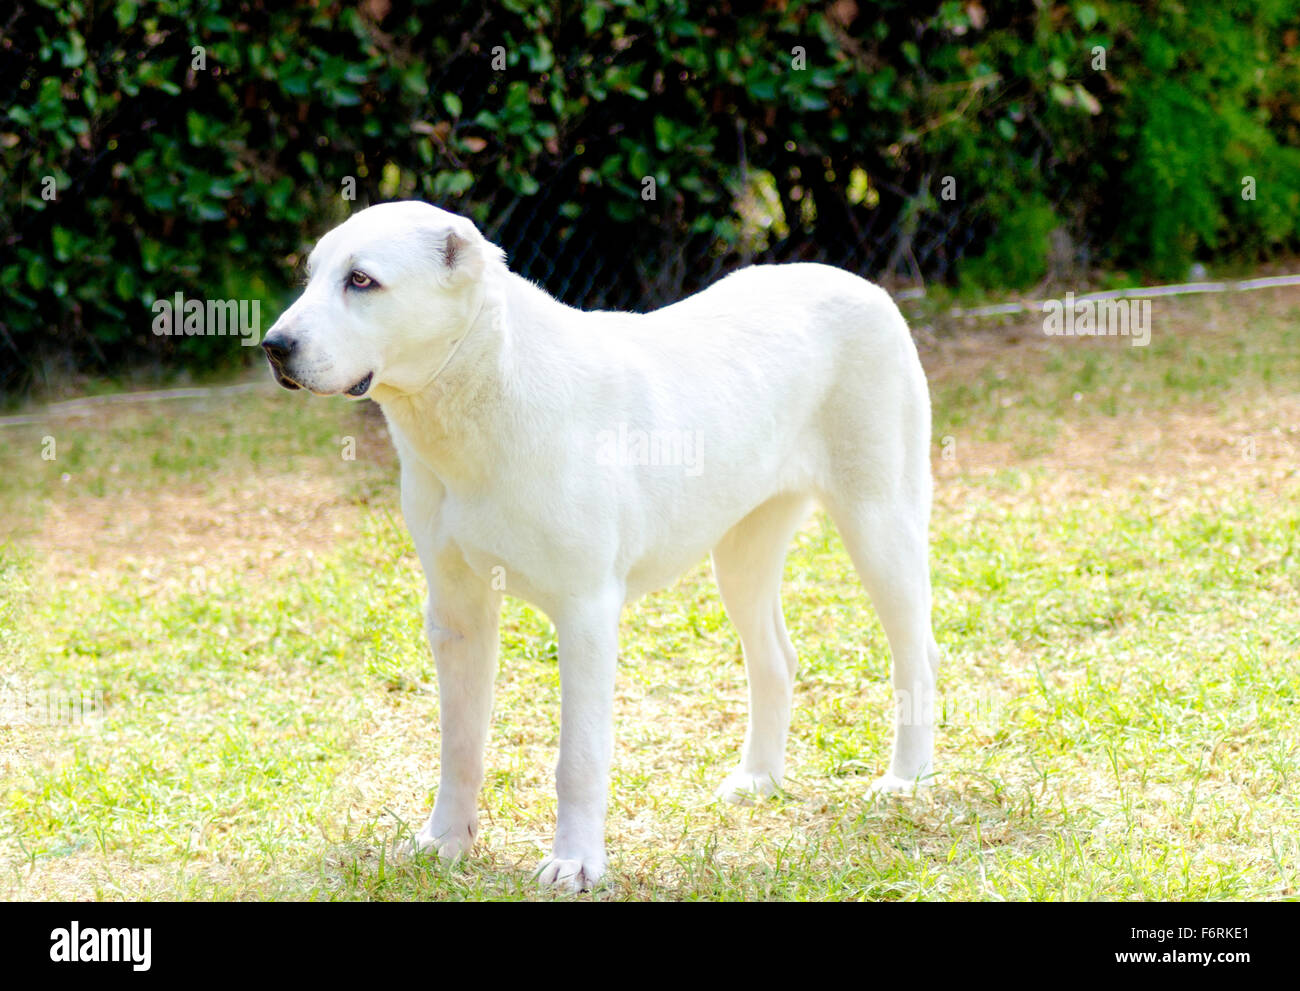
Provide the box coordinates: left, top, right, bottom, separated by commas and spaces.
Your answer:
114, 0, 137, 30
51, 226, 74, 262
143, 188, 176, 210
329, 86, 362, 107
26, 255, 47, 290
280, 72, 311, 97
114, 267, 136, 300
653, 115, 675, 152
506, 172, 540, 196
434, 170, 474, 197
1073, 83, 1101, 115
58, 33, 87, 69
526, 39, 554, 73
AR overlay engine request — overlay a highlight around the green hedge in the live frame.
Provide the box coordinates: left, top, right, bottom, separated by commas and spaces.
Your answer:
4, 0, 1299, 397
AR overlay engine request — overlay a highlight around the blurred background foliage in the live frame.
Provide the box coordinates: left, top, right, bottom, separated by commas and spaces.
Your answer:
3, 0, 1300, 397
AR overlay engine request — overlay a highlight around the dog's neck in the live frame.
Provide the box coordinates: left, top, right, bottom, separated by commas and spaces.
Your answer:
375, 265, 594, 489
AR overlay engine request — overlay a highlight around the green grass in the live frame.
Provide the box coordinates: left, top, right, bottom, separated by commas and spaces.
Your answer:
1, 289, 1298, 900
929, 291, 1300, 448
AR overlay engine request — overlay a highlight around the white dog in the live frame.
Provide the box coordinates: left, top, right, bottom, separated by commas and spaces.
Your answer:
263, 201, 940, 891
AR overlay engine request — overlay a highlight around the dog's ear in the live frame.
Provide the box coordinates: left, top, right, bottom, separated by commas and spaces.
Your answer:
436, 223, 505, 284
443, 230, 468, 272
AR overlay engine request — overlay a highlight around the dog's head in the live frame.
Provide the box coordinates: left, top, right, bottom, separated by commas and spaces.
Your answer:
262, 201, 504, 398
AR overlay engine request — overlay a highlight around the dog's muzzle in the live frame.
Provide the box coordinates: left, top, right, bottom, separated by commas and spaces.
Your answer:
261, 333, 302, 390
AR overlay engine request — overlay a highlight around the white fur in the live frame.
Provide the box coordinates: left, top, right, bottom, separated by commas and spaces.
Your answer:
264, 201, 941, 892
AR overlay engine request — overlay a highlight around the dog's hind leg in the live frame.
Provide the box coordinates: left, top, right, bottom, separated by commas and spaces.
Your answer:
821, 494, 939, 793
711, 492, 813, 803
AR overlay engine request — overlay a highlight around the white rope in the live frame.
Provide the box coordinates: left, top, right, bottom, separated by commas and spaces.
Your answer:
0, 382, 269, 428
937, 273, 1300, 319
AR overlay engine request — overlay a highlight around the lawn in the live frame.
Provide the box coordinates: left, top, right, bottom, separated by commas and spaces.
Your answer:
1, 287, 1297, 900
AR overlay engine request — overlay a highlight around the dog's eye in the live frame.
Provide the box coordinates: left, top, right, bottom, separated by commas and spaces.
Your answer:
349, 270, 376, 290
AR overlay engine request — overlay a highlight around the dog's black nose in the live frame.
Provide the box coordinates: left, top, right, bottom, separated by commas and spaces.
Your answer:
261, 333, 295, 364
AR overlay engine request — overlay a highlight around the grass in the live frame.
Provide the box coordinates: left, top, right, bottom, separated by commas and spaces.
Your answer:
1, 288, 1298, 900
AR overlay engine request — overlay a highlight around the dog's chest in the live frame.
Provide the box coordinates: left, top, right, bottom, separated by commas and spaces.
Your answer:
438, 487, 606, 607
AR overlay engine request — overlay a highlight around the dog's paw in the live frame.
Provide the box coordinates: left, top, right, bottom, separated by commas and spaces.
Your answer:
715, 769, 783, 805
537, 854, 607, 893
396, 819, 477, 862
869, 772, 932, 796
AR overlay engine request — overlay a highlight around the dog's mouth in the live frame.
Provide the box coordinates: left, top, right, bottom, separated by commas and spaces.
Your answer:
345, 372, 373, 397
266, 360, 370, 398
268, 362, 302, 391
265, 353, 371, 397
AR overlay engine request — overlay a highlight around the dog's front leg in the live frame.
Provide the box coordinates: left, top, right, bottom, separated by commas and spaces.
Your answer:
410, 570, 501, 863
538, 589, 623, 892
